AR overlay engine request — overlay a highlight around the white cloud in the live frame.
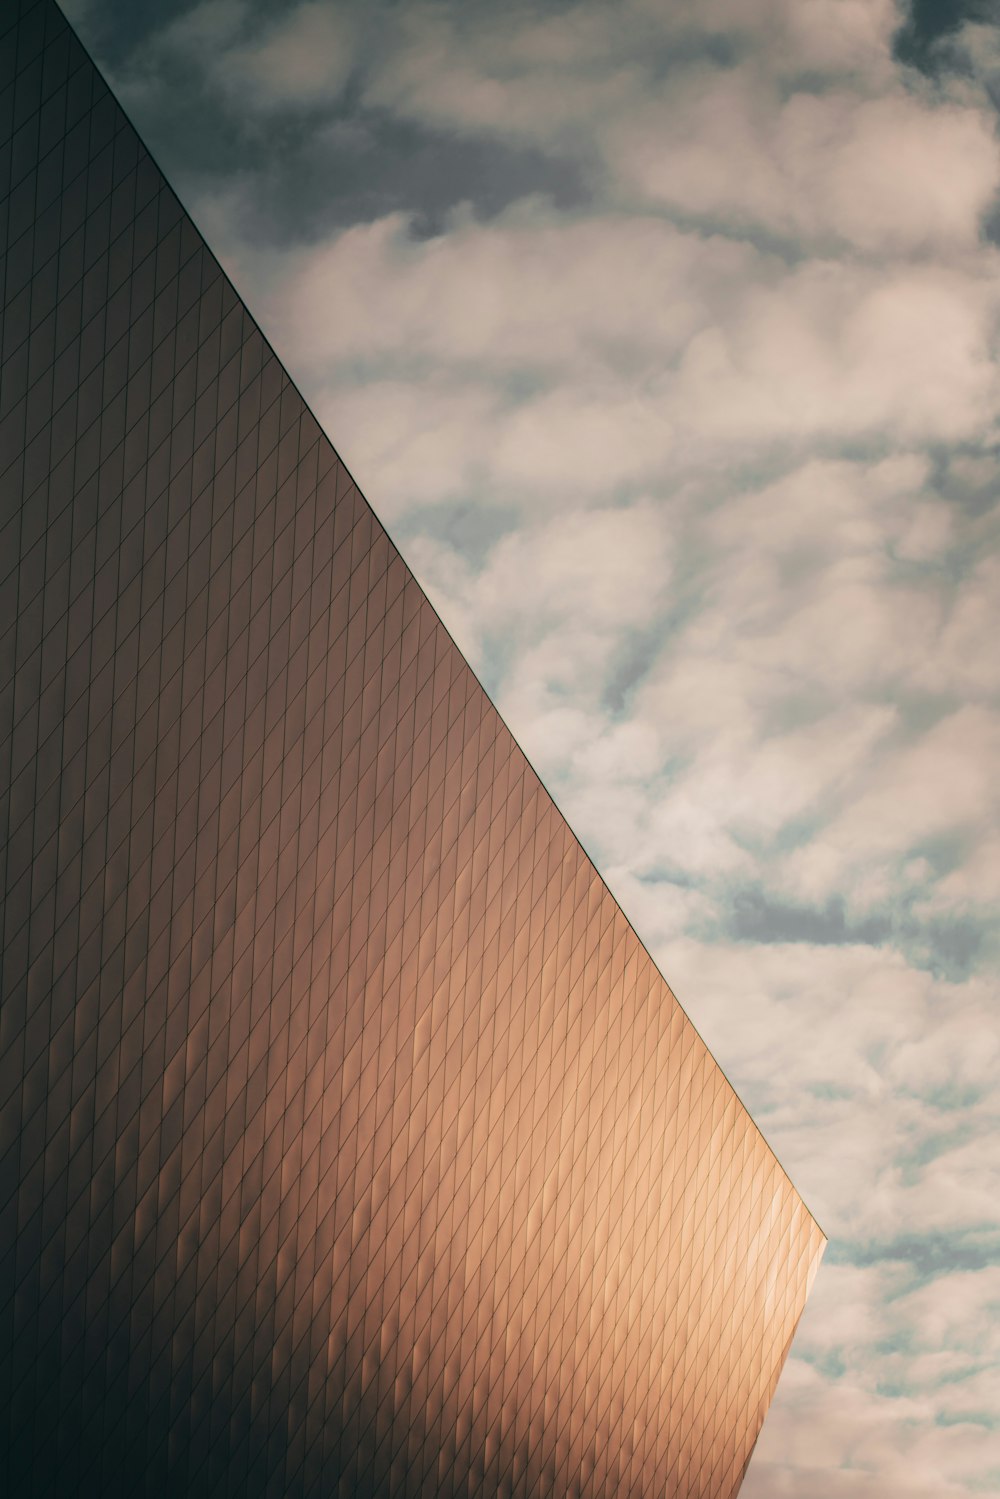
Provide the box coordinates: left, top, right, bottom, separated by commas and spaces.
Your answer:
914, 553, 1000, 699
744, 1260, 1000, 1496
410, 499, 671, 738
363, 5, 645, 147
469, 501, 670, 630
216, 209, 1000, 531
364, 0, 902, 149
312, 378, 503, 523
78, 0, 1000, 1493
249, 210, 749, 376
363, 0, 996, 254
656, 939, 1000, 1237
671, 260, 1000, 451
783, 705, 1000, 905
743, 1354, 1000, 1497
611, 85, 1000, 253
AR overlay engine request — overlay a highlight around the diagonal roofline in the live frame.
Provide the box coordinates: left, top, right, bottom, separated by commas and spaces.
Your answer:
53, 0, 826, 1249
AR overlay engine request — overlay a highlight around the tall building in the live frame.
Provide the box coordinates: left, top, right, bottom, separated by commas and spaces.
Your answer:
0, 2, 825, 1496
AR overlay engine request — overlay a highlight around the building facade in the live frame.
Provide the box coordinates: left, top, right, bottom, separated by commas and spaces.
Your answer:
0, 2, 825, 1495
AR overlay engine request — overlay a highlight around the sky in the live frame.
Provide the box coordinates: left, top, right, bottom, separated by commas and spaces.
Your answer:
60, 0, 1000, 1494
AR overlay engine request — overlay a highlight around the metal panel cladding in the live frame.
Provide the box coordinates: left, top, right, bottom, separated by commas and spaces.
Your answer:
0, 3, 826, 1496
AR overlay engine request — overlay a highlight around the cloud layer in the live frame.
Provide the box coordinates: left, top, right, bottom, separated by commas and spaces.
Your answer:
69, 0, 1000, 1492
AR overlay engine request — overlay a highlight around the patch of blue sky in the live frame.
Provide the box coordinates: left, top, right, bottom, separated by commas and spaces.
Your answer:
829, 1231, 1000, 1282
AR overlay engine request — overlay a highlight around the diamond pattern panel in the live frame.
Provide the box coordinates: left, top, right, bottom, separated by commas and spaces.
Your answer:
0, 3, 826, 1497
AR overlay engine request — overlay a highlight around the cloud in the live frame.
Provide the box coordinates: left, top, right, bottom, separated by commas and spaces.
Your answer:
243, 210, 748, 377
96, 0, 358, 118
363, 0, 902, 148
672, 262, 1000, 451
212, 213, 1000, 534
158, 0, 246, 52
609, 85, 999, 253
743, 1253, 1000, 1495
743, 1352, 1000, 1497
914, 552, 1000, 698
655, 939, 1000, 1232
408, 501, 673, 778
842, 1230, 1000, 1277
722, 890, 892, 945
364, 0, 997, 254
932, 831, 1000, 913
212, 1, 357, 109
66, 0, 1000, 1493
784, 706, 1000, 910
894, 0, 1000, 75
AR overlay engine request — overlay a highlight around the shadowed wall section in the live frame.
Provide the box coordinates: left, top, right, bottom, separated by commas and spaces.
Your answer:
0, 3, 825, 1496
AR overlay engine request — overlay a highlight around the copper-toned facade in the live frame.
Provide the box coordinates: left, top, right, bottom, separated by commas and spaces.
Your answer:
0, 3, 825, 1496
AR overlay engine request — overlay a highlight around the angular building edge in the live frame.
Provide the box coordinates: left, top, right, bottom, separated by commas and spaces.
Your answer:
1, 3, 826, 1497
52, 0, 826, 1248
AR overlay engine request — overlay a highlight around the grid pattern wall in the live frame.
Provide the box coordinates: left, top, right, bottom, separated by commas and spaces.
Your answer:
0, 3, 826, 1497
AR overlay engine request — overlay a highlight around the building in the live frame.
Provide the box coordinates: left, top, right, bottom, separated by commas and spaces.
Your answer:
0, 2, 825, 1495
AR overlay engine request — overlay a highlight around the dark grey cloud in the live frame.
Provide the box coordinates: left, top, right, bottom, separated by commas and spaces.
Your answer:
67, 0, 323, 67
229, 115, 590, 245
830, 1230, 1000, 1281
725, 890, 892, 947
603, 632, 666, 716
66, 0, 592, 245
907, 915, 986, 981
603, 613, 696, 717
706, 886, 986, 981
895, 0, 1000, 72
61, 0, 194, 63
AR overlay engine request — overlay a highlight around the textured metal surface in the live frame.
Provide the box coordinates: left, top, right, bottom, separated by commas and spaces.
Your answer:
0, 3, 825, 1495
